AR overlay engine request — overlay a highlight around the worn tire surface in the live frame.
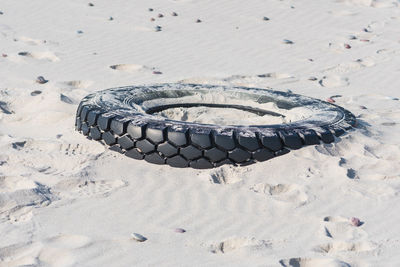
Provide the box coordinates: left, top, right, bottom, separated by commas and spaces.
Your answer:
75, 83, 356, 169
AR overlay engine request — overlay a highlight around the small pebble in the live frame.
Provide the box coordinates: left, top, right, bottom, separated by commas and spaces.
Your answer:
171, 12, 178, 16
174, 228, 186, 233
131, 233, 147, 242
283, 39, 294, 44
30, 90, 42, 96
350, 217, 362, 227
148, 8, 154, 12
0, 11, 3, 15
152, 71, 162, 75
308, 58, 314, 62
326, 98, 335, 103
344, 43, 351, 49
77, 30, 84, 34
109, 16, 114, 21
158, 13, 164, 18
196, 19, 202, 23
88, 2, 94, 6
18, 52, 29, 56
12, 141, 26, 150
36, 76, 48, 84
308, 77, 318, 81
360, 105, 367, 110
56, 134, 63, 139
2, 53, 7, 57
150, 18, 155, 22
360, 39, 369, 42
348, 35, 357, 40
155, 25, 162, 32
363, 28, 371, 33
60, 94, 74, 104
263, 16, 270, 21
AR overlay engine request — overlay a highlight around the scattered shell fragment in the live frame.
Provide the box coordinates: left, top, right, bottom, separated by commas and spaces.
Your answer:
109, 16, 114, 21
263, 16, 270, 21
348, 35, 357, 40
308, 76, 318, 81
283, 39, 294, 44
0, 11, 3, 15
344, 44, 351, 49
196, 19, 202, 23
148, 8, 154, 12
2, 53, 7, 57
36, 76, 48, 84
31, 90, 42, 96
172, 12, 178, 16
88, 3, 94, 6
77, 30, 84, 34
158, 13, 164, 18
350, 217, 362, 227
155, 25, 162, 32
131, 233, 147, 242
152, 71, 162, 75
360, 39, 369, 42
174, 228, 186, 233
150, 18, 155, 22
330, 95, 342, 99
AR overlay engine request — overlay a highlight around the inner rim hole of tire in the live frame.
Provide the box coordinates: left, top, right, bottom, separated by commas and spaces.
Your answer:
148, 103, 286, 126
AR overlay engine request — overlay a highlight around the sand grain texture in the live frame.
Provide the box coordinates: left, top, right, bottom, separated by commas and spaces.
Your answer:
1, 0, 400, 266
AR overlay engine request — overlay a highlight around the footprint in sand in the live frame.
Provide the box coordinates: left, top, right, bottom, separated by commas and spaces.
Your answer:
179, 72, 298, 88
53, 179, 127, 199
314, 240, 375, 253
18, 51, 60, 62
279, 257, 351, 267
6, 140, 105, 178
207, 165, 244, 184
336, 0, 398, 8
318, 75, 349, 88
0, 176, 54, 223
323, 216, 367, 240
314, 216, 375, 255
0, 234, 91, 267
250, 183, 309, 206
61, 80, 93, 89
209, 237, 270, 254
17, 36, 43, 46
109, 63, 155, 73
323, 58, 376, 75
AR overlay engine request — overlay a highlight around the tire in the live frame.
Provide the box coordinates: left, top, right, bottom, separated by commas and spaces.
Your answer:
75, 83, 356, 169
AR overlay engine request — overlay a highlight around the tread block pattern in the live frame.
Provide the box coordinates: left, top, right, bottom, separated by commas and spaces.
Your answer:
75, 100, 354, 169
279, 131, 303, 150
190, 131, 212, 149
299, 129, 320, 145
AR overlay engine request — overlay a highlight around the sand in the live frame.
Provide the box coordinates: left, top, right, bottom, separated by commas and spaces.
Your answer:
1, 0, 400, 266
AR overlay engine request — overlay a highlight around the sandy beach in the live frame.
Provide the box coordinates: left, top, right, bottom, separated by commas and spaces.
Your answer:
1, 0, 400, 266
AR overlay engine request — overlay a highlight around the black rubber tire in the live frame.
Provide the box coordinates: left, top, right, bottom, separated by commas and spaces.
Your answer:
75, 83, 356, 169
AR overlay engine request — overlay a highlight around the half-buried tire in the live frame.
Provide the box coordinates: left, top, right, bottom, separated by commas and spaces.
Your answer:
75, 83, 356, 169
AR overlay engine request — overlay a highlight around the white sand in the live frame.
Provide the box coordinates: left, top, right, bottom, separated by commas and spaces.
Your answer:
1, 0, 400, 266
